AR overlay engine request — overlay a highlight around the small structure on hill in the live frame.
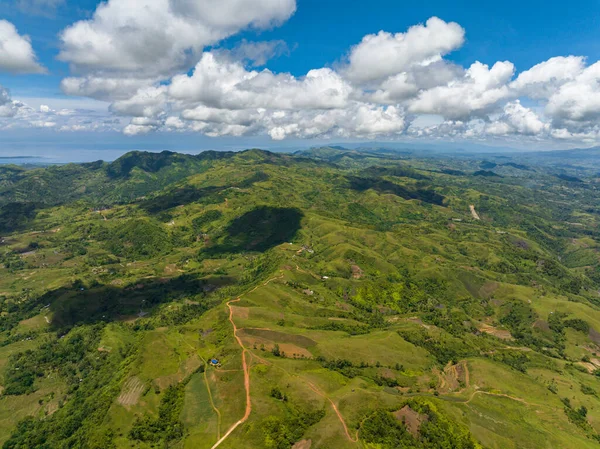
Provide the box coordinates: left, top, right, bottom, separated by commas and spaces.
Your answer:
210, 358, 221, 367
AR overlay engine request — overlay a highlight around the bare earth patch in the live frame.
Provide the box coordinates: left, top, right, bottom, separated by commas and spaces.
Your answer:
394, 405, 429, 437
434, 360, 469, 393
231, 306, 250, 320
407, 316, 432, 330
477, 322, 513, 340
292, 439, 312, 449
351, 264, 363, 279
46, 400, 60, 416
118, 376, 145, 407
589, 328, 600, 345
579, 362, 597, 373
336, 301, 351, 311
533, 320, 551, 333
164, 264, 179, 274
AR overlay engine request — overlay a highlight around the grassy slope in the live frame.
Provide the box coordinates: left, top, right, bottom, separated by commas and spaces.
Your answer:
0, 149, 600, 448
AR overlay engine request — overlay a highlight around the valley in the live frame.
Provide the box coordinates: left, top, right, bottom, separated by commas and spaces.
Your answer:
0, 147, 599, 448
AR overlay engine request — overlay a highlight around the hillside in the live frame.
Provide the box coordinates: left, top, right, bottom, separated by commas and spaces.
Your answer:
1, 148, 600, 449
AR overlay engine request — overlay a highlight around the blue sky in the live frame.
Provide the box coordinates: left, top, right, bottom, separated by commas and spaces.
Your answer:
5, 0, 600, 96
1, 0, 600, 160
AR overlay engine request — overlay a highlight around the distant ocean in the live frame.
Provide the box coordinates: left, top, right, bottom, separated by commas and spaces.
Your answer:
0, 150, 181, 165
0, 156, 52, 165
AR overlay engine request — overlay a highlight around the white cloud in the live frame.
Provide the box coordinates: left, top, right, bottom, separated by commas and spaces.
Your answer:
169, 53, 353, 110
545, 62, 600, 129
0, 20, 45, 74
369, 60, 463, 103
0, 85, 19, 117
225, 39, 290, 67
123, 124, 156, 136
408, 61, 515, 120
344, 17, 465, 85
485, 101, 547, 136
111, 86, 168, 118
511, 56, 585, 99
0, 9, 590, 146
0, 85, 11, 106
61, 76, 158, 101
58, 0, 296, 77
30, 120, 57, 128
13, 0, 65, 16
0, 93, 121, 132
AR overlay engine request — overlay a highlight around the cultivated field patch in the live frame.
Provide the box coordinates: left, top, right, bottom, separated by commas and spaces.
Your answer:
118, 376, 145, 407
238, 328, 317, 348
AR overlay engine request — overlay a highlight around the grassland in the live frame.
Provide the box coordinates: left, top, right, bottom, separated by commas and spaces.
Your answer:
0, 147, 600, 448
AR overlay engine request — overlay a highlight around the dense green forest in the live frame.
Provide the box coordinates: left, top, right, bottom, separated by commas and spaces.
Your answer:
0, 146, 600, 448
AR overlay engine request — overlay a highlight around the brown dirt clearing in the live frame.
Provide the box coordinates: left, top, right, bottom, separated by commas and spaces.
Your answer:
434, 360, 469, 393
231, 306, 250, 320
292, 440, 312, 449
351, 264, 363, 279
477, 322, 513, 340
394, 405, 428, 437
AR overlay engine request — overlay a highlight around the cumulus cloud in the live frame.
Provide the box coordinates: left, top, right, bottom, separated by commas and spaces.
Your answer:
60, 76, 159, 102
111, 86, 169, 118
169, 53, 353, 110
485, 101, 547, 136
0, 20, 45, 74
511, 56, 585, 99
0, 8, 591, 146
344, 17, 465, 85
545, 62, 600, 129
0, 85, 19, 117
58, 0, 296, 77
408, 61, 515, 119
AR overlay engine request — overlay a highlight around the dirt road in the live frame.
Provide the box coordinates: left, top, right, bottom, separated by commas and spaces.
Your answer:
210, 297, 251, 449
211, 270, 358, 447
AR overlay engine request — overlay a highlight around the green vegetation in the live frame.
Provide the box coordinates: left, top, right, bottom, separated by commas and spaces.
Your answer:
129, 382, 187, 444
360, 400, 480, 448
1, 147, 600, 448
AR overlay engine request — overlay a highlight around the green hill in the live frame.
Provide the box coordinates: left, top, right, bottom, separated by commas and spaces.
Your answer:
1, 148, 600, 448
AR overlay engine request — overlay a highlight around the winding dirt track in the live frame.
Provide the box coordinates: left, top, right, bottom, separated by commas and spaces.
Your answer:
210, 274, 283, 449
200, 354, 222, 439
210, 297, 251, 449
305, 381, 358, 443
210, 270, 358, 447
178, 336, 222, 439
